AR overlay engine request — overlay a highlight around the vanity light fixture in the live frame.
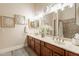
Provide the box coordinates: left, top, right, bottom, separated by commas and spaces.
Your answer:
29, 12, 44, 21
48, 3, 74, 13
29, 3, 74, 22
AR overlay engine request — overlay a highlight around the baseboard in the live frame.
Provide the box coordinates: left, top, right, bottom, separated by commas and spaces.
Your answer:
0, 44, 24, 54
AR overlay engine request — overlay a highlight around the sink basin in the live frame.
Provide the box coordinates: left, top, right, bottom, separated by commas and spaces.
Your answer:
54, 40, 65, 45
44, 36, 65, 45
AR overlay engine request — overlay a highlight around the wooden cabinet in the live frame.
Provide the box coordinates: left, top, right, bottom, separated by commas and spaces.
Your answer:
35, 39, 41, 56
41, 45, 52, 56
52, 45, 64, 56
27, 36, 34, 49
45, 43, 64, 56
41, 41, 52, 56
26, 35, 79, 56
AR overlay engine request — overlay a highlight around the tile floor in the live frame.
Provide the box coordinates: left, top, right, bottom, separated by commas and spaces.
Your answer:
0, 47, 37, 56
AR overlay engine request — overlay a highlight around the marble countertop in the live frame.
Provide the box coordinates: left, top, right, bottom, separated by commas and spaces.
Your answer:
27, 33, 79, 54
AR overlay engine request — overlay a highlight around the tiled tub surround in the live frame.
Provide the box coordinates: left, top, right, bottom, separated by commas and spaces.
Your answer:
26, 34, 79, 56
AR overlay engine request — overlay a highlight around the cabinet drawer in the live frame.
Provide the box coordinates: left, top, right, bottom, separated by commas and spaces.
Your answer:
45, 43, 64, 55
65, 51, 79, 56
30, 39, 34, 49
45, 42, 53, 49
35, 43, 40, 55
41, 41, 45, 46
35, 39, 40, 44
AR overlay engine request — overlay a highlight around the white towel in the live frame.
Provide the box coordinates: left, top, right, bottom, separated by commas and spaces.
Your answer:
74, 33, 79, 40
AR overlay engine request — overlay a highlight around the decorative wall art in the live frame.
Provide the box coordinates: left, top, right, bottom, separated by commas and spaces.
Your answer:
0, 16, 15, 28
14, 15, 25, 25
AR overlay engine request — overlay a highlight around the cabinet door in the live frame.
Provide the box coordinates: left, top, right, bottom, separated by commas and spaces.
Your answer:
35, 39, 40, 56
30, 38, 34, 50
41, 45, 52, 56
41, 41, 52, 56
45, 43, 64, 56
53, 52, 61, 56
27, 36, 31, 47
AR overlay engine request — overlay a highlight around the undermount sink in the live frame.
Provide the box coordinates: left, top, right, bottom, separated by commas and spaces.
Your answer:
34, 34, 66, 45
44, 36, 66, 45
54, 40, 65, 45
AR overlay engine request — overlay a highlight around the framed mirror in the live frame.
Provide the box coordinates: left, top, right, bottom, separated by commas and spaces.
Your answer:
58, 3, 77, 38
76, 3, 79, 26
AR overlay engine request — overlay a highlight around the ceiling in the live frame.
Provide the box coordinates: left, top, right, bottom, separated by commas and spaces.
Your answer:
32, 3, 54, 15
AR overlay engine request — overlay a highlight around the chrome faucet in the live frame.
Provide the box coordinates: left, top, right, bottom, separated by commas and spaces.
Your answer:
53, 36, 64, 43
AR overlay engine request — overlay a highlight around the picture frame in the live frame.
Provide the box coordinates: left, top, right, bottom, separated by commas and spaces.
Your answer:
2, 16, 15, 28
14, 15, 25, 25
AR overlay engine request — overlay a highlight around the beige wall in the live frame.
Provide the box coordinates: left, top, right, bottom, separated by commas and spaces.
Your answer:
0, 3, 34, 49
59, 5, 75, 20
0, 3, 34, 18
33, 3, 49, 16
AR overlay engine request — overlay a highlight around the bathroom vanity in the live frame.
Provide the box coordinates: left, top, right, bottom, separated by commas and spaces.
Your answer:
26, 34, 79, 56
